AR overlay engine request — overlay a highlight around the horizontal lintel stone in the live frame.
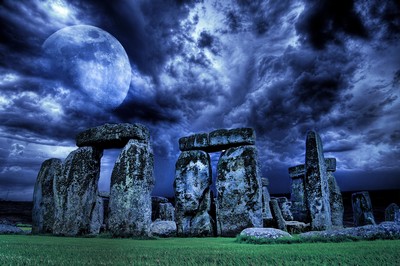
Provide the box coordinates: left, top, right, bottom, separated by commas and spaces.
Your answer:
179, 128, 256, 152
76, 123, 149, 149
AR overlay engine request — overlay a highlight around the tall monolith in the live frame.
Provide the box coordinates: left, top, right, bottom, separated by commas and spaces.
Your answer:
304, 131, 332, 230
107, 139, 154, 237
53, 147, 102, 236
216, 145, 262, 236
32, 158, 62, 234
174, 150, 213, 236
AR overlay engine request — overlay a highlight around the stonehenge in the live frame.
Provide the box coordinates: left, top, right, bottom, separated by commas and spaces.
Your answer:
32, 124, 383, 238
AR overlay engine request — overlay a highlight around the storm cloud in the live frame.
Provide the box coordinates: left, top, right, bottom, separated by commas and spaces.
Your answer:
0, 0, 399, 200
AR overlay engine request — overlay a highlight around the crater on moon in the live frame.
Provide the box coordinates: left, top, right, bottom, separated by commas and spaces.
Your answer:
43, 25, 131, 109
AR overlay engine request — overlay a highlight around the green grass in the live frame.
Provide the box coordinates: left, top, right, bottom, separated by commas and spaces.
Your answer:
0, 235, 399, 265
16, 224, 32, 232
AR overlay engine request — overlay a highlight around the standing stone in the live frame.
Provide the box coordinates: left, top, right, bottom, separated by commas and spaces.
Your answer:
385, 203, 399, 222
352, 191, 376, 226
325, 158, 344, 228
32, 159, 62, 234
53, 147, 102, 236
276, 197, 294, 221
90, 195, 104, 235
157, 203, 175, 221
152, 197, 175, 221
261, 178, 273, 227
108, 139, 154, 237
288, 164, 309, 223
304, 131, 332, 231
174, 150, 213, 236
270, 198, 287, 231
216, 145, 262, 236
98, 191, 110, 231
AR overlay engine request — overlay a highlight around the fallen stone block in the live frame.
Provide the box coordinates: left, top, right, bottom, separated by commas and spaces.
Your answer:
150, 221, 177, 238
240, 227, 292, 239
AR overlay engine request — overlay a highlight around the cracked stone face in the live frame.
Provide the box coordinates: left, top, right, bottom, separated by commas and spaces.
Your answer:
53, 146, 102, 236
107, 139, 154, 237
174, 150, 213, 236
216, 145, 262, 236
32, 158, 62, 234
304, 131, 332, 231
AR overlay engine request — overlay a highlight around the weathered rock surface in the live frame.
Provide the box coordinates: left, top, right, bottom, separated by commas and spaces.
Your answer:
276, 197, 293, 221
304, 131, 332, 230
0, 224, 24, 234
179, 128, 255, 152
285, 221, 309, 234
209, 128, 255, 152
261, 178, 273, 226
157, 203, 175, 221
32, 158, 62, 234
151, 196, 174, 221
300, 222, 400, 240
76, 123, 149, 149
352, 191, 376, 226
326, 158, 343, 228
240, 227, 292, 239
289, 164, 309, 223
217, 145, 262, 236
107, 139, 154, 237
149, 221, 177, 238
90, 196, 104, 235
270, 199, 287, 231
179, 133, 209, 151
174, 150, 213, 236
53, 147, 102, 236
385, 203, 400, 222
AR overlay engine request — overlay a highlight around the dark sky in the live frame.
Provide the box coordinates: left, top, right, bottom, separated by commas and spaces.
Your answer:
0, 0, 399, 201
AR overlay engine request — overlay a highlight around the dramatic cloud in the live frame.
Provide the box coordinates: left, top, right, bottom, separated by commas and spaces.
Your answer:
0, 0, 399, 200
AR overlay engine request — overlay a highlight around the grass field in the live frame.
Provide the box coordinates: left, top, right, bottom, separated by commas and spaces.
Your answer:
0, 235, 399, 265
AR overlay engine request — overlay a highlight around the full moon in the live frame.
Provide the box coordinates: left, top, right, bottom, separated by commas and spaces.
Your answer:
43, 25, 131, 109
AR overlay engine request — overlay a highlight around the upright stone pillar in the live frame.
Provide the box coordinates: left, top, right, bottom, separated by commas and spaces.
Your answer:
53, 147, 102, 236
385, 203, 400, 222
325, 158, 344, 228
216, 145, 262, 236
304, 131, 332, 230
288, 164, 309, 223
352, 191, 376, 226
261, 178, 273, 227
174, 150, 213, 236
270, 198, 287, 231
108, 139, 154, 237
276, 197, 294, 221
32, 158, 62, 234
